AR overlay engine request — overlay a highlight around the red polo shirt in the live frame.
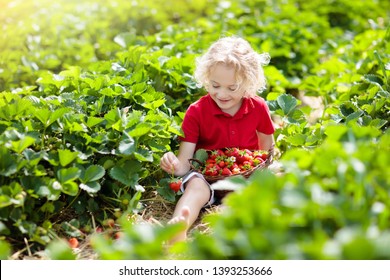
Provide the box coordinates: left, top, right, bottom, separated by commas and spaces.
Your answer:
179, 94, 275, 150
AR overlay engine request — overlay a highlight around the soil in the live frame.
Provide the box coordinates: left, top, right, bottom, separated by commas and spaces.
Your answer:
9, 191, 222, 260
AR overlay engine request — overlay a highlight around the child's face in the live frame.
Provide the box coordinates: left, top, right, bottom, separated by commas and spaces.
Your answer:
208, 64, 245, 116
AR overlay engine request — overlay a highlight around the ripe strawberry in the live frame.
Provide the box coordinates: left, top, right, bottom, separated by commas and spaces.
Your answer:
236, 150, 254, 163
225, 147, 240, 158
68, 237, 79, 248
204, 165, 220, 176
169, 179, 182, 192
229, 163, 239, 171
221, 167, 232, 176
242, 160, 253, 170
254, 150, 268, 161
113, 232, 123, 240
216, 155, 227, 168
209, 149, 225, 160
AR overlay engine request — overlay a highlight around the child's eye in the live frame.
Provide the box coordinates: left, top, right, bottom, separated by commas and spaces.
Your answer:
229, 87, 237, 91
212, 85, 220, 88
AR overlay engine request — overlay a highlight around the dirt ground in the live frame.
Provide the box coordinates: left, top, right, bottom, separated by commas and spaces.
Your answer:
10, 191, 222, 260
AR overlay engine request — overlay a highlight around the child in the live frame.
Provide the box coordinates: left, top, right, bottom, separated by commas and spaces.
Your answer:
160, 36, 275, 242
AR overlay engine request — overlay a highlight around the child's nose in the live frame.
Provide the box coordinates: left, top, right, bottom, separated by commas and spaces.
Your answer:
216, 88, 229, 97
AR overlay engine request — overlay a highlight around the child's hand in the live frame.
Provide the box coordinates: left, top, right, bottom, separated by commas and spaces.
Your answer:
160, 152, 181, 175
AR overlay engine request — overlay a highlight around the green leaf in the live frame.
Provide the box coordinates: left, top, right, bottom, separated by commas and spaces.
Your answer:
128, 123, 152, 138
60, 181, 79, 196
132, 82, 147, 94
0, 146, 18, 176
10, 136, 36, 154
167, 124, 183, 136
40, 201, 55, 213
157, 178, 177, 202
134, 148, 153, 162
363, 74, 383, 86
22, 149, 44, 167
109, 160, 142, 187
370, 119, 388, 129
37, 181, 61, 201
277, 93, 298, 116
114, 31, 137, 48
104, 108, 121, 126
0, 98, 32, 121
0, 195, 13, 208
0, 240, 11, 259
46, 239, 76, 260
33, 107, 70, 128
285, 134, 307, 146
87, 116, 104, 128
79, 181, 101, 194
80, 165, 105, 183
58, 149, 79, 167
33, 108, 51, 126
346, 110, 363, 123
117, 133, 135, 155
194, 149, 208, 162
57, 167, 81, 183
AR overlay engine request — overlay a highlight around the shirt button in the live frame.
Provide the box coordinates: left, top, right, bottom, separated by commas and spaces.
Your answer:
231, 131, 235, 135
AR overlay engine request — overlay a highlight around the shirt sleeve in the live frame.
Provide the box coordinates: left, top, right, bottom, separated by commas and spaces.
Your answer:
179, 104, 200, 144
256, 98, 275, 135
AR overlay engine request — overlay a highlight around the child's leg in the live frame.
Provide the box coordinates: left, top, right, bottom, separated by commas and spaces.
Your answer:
168, 177, 211, 243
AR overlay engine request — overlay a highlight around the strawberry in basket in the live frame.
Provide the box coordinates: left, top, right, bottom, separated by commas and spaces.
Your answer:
189, 147, 271, 183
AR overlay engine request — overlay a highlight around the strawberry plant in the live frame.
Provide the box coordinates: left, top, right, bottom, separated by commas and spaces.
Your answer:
1, 0, 390, 260
186, 128, 390, 259
0, 44, 184, 253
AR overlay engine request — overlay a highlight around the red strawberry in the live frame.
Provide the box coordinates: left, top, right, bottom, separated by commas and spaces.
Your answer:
254, 150, 268, 161
206, 158, 216, 165
216, 156, 227, 168
68, 237, 79, 248
114, 232, 123, 240
242, 160, 253, 170
225, 147, 240, 158
204, 165, 220, 176
221, 167, 232, 176
209, 149, 225, 160
229, 163, 239, 171
236, 150, 254, 163
169, 179, 182, 192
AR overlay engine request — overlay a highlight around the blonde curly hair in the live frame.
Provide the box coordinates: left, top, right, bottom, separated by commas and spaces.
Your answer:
194, 36, 270, 97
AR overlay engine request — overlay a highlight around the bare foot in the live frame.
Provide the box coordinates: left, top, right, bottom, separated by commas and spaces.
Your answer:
168, 206, 190, 243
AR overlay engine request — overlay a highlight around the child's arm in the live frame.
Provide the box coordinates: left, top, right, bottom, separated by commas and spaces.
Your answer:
257, 131, 275, 151
160, 141, 196, 177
